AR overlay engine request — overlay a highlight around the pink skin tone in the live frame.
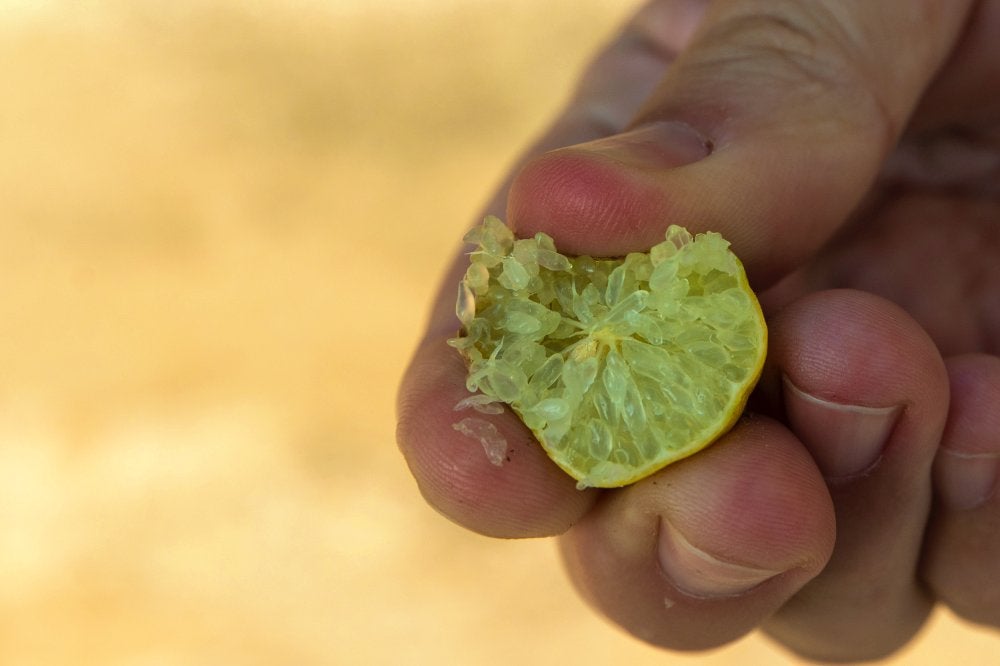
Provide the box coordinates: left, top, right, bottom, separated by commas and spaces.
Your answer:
397, 0, 1000, 660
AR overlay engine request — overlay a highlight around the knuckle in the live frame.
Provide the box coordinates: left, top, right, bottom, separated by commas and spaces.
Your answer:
689, 2, 897, 145
699, 4, 848, 83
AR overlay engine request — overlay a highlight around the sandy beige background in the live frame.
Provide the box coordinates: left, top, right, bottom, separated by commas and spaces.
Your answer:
0, 1, 996, 664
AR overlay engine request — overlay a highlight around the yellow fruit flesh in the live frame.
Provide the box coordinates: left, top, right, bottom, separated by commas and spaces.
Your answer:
449, 217, 767, 488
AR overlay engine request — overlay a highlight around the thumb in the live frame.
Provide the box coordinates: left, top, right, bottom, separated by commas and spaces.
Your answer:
508, 0, 973, 286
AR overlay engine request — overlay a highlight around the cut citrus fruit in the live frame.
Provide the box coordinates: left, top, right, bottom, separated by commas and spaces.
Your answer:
448, 216, 767, 488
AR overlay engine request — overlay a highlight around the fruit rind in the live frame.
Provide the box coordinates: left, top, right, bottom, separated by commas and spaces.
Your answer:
449, 216, 767, 488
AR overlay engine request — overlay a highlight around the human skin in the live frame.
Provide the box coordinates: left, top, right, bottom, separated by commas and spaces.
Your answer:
397, 0, 1000, 661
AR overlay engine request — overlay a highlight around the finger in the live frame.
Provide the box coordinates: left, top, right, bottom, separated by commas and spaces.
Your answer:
559, 417, 834, 651
397, 338, 596, 538
507, 0, 974, 286
396, 1, 706, 537
761, 290, 950, 661
422, 0, 707, 334
922, 353, 1000, 627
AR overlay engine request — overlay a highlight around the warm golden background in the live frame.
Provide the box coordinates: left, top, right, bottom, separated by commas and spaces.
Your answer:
0, 1, 996, 663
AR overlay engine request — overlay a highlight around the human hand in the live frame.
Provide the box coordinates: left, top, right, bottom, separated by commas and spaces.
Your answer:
397, 0, 1000, 661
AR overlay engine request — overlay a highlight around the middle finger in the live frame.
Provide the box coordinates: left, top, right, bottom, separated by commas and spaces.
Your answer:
763, 289, 950, 661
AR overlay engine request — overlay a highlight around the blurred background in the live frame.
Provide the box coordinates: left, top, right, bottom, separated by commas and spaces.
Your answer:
0, 1, 996, 663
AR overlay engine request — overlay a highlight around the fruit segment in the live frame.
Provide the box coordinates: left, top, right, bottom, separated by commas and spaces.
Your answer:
449, 217, 767, 488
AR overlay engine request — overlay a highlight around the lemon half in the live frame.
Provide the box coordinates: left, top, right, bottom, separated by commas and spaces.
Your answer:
449, 217, 767, 488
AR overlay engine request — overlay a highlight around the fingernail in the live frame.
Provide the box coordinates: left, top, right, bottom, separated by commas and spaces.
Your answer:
658, 518, 782, 598
783, 376, 902, 479
936, 449, 998, 510
577, 121, 711, 170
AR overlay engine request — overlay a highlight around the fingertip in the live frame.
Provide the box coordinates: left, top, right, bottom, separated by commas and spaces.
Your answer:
505, 117, 867, 288
656, 416, 836, 583
396, 337, 597, 538
559, 417, 833, 651
506, 147, 670, 257
923, 357, 1000, 627
764, 289, 948, 660
771, 289, 950, 436
933, 353, 1000, 511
